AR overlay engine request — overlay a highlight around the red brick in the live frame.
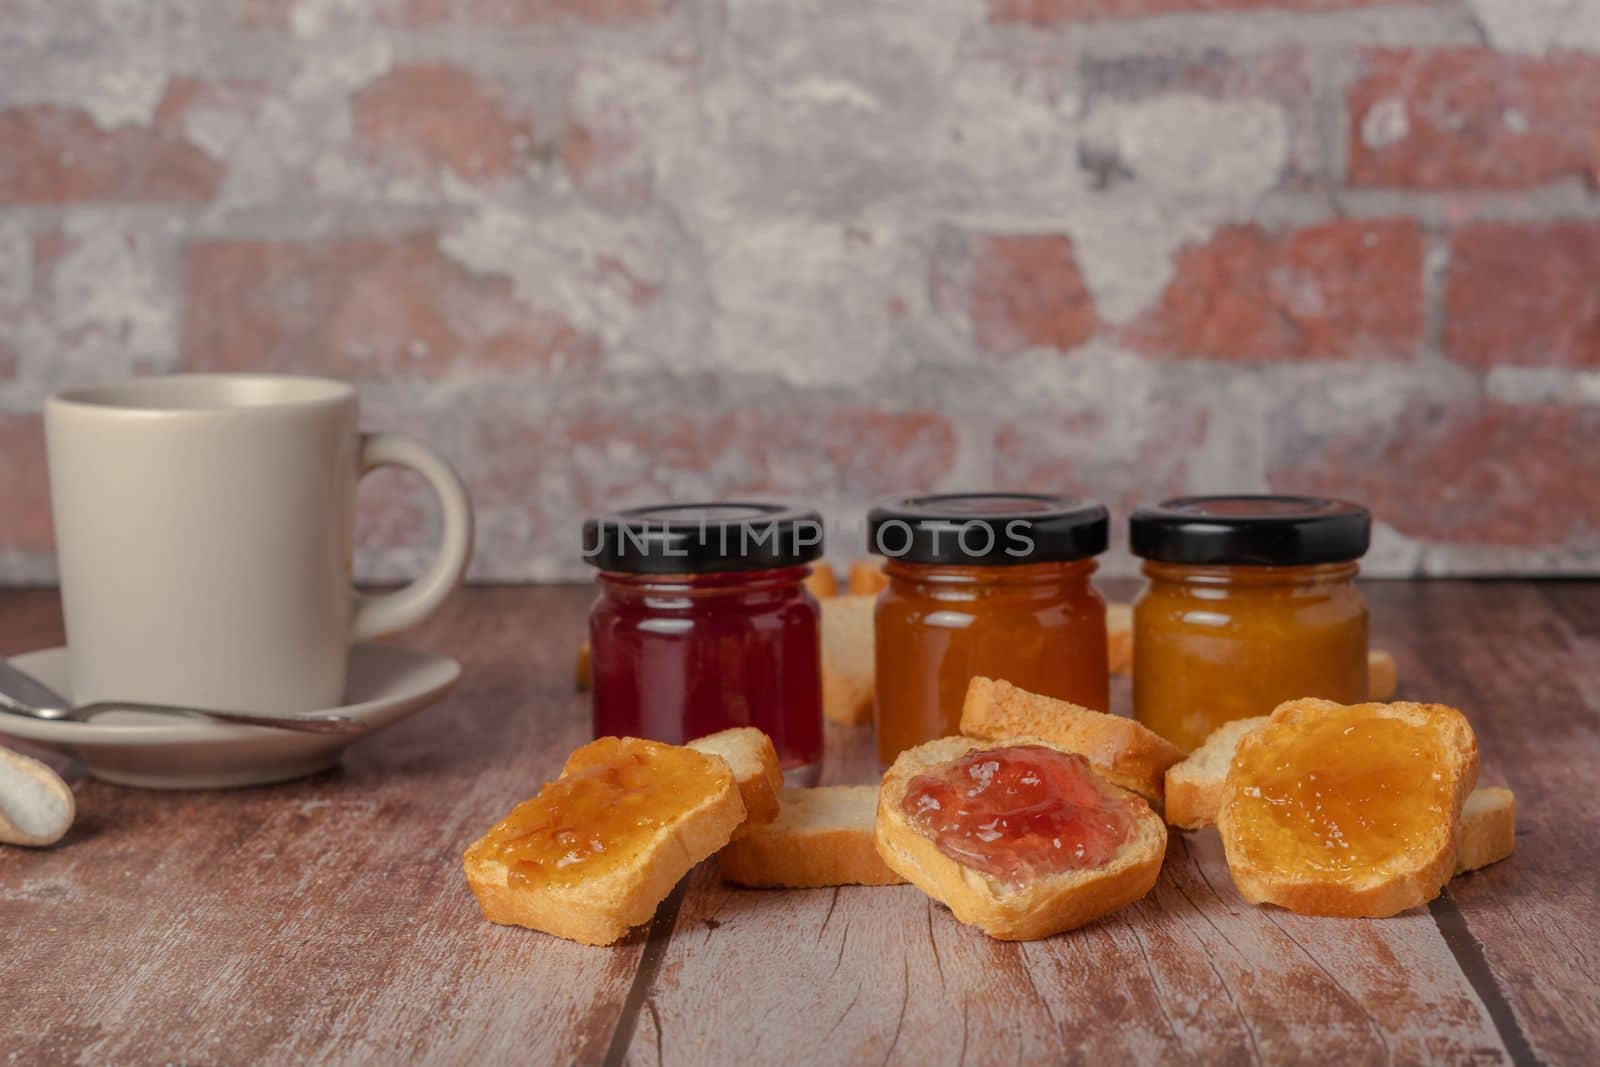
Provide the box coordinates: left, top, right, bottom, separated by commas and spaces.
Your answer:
959, 235, 1099, 357
181, 232, 601, 379
1348, 49, 1600, 190
1444, 222, 1600, 370
352, 64, 534, 184
1124, 219, 1423, 362
992, 0, 1405, 25
1269, 401, 1600, 547
0, 100, 221, 204
381, 0, 664, 26
0, 415, 53, 553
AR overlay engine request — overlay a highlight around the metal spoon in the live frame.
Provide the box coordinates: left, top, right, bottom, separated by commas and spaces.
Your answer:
0, 660, 364, 735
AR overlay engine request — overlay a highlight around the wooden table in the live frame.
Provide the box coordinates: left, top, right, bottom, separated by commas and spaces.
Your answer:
2, 583, 1596, 1065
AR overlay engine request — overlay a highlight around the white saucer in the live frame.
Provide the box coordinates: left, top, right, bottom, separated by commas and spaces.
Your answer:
0, 644, 461, 790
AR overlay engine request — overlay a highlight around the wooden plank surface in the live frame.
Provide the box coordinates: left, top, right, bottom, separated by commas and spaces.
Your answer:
1380, 582, 1600, 1066
1, 583, 1597, 1066
0, 587, 645, 1065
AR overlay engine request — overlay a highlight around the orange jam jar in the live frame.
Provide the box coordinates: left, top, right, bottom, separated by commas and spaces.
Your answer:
1129, 496, 1371, 752
868, 493, 1110, 764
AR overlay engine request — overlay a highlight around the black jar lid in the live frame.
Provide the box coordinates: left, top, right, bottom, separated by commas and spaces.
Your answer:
582, 502, 824, 574
866, 492, 1108, 566
1129, 495, 1370, 566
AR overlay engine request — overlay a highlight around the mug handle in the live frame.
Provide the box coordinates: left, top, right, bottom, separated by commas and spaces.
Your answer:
350, 432, 474, 642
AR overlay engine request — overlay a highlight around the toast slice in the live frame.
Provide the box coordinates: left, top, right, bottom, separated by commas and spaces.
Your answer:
1164, 716, 1270, 829
1166, 716, 1514, 874
1455, 786, 1517, 875
687, 727, 783, 838
0, 746, 74, 848
876, 735, 1166, 941
1369, 648, 1398, 701
821, 594, 876, 726
1106, 602, 1133, 675
720, 786, 906, 888
804, 563, 839, 600
1217, 699, 1479, 918
575, 640, 592, 692
960, 676, 1183, 809
463, 737, 745, 945
848, 558, 888, 596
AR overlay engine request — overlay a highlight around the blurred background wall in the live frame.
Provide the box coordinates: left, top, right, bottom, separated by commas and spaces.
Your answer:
0, 0, 1596, 582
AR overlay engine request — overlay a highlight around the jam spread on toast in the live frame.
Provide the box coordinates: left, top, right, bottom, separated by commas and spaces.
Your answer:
471, 737, 726, 889
1228, 709, 1453, 881
901, 745, 1138, 885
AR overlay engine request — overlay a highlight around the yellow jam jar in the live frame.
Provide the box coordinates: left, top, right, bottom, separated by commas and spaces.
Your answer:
1129, 496, 1370, 752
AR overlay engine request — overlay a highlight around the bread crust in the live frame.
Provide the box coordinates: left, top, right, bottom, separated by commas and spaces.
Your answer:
687, 727, 783, 838
875, 736, 1166, 941
463, 743, 746, 945
1217, 699, 1478, 918
959, 677, 1183, 809
721, 786, 905, 888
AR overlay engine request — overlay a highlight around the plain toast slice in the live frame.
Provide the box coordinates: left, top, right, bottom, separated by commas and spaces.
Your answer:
1106, 602, 1133, 675
960, 676, 1183, 809
821, 594, 876, 726
1455, 787, 1517, 875
848, 558, 887, 596
721, 786, 906, 888
687, 727, 783, 838
1368, 648, 1398, 701
877, 735, 1166, 941
464, 737, 745, 945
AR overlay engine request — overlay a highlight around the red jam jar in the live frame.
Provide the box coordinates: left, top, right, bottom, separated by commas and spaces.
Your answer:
583, 503, 826, 783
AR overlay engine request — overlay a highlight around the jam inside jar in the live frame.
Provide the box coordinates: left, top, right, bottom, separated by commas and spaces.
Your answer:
901, 744, 1138, 884
585, 503, 824, 782
869, 493, 1110, 766
1130, 495, 1371, 752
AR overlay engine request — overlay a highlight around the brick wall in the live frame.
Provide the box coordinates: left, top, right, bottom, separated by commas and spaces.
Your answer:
1, 0, 1597, 583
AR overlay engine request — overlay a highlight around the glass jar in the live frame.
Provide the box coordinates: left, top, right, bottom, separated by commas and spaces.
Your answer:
868, 493, 1110, 765
584, 503, 825, 782
1129, 495, 1371, 752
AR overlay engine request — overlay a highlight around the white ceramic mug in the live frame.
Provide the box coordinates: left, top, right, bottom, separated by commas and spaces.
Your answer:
44, 374, 474, 712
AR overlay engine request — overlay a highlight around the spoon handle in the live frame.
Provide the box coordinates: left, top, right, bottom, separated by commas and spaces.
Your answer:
74, 702, 365, 735
0, 660, 73, 715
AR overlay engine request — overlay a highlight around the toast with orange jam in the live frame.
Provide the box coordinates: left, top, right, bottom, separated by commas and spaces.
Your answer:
1216, 699, 1479, 917
876, 736, 1165, 941
463, 737, 746, 945
1167, 713, 1515, 877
